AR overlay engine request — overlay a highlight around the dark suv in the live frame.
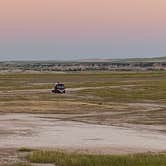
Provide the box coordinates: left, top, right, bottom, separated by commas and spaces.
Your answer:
52, 83, 66, 94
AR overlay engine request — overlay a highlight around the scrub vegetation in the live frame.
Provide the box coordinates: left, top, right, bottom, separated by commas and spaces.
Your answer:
15, 150, 166, 166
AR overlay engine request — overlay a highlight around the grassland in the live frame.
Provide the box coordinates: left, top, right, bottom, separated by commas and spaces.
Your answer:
0, 71, 166, 129
13, 150, 166, 166
1, 71, 166, 103
1, 71, 166, 165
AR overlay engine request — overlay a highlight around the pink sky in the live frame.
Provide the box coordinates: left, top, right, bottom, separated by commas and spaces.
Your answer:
0, 0, 166, 60
0, 0, 166, 38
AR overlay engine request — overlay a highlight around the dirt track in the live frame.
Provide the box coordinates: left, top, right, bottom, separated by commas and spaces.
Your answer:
0, 113, 166, 154
0, 85, 136, 94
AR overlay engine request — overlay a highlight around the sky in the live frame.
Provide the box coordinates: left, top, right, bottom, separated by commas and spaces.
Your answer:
0, 0, 166, 60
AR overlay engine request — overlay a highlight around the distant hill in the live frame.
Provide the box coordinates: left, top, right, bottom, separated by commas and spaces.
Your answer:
116, 56, 166, 63
77, 59, 113, 62
78, 56, 166, 63
1, 56, 166, 64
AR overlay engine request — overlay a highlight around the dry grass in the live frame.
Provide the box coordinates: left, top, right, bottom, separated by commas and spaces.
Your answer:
26, 150, 166, 166
0, 71, 166, 130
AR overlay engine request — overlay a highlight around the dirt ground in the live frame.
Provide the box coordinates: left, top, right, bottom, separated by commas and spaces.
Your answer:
0, 72, 166, 164
0, 148, 20, 165
1, 113, 166, 150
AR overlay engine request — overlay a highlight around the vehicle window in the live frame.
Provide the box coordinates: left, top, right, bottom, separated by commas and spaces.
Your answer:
57, 84, 64, 89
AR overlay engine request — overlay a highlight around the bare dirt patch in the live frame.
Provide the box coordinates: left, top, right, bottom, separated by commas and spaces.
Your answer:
0, 148, 19, 166
0, 113, 166, 155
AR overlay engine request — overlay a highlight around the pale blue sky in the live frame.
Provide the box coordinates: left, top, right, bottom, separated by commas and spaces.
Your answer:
0, 38, 166, 61
0, 0, 166, 61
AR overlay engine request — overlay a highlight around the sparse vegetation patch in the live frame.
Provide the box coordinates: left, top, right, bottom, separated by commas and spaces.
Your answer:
26, 151, 166, 166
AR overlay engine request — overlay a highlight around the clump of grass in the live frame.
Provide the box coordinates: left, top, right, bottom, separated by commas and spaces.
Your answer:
26, 151, 166, 166
18, 147, 34, 152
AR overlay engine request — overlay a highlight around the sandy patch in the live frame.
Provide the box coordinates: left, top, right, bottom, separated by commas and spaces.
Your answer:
0, 113, 166, 154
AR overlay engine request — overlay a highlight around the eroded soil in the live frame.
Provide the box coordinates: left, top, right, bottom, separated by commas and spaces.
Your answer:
0, 113, 166, 154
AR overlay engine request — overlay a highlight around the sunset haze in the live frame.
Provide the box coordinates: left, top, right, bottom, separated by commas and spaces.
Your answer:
0, 0, 166, 60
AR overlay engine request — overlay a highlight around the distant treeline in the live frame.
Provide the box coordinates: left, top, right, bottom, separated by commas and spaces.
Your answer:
0, 61, 166, 72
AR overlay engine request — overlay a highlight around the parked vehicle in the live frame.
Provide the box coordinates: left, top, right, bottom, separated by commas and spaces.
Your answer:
52, 83, 66, 94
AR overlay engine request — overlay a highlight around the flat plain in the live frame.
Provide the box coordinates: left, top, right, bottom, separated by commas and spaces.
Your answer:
0, 71, 166, 165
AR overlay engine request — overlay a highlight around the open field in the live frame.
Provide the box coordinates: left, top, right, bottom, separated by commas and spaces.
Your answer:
0, 71, 166, 165
0, 72, 166, 128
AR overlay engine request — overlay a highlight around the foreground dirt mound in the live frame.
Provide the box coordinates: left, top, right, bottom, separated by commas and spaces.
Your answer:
0, 149, 19, 165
